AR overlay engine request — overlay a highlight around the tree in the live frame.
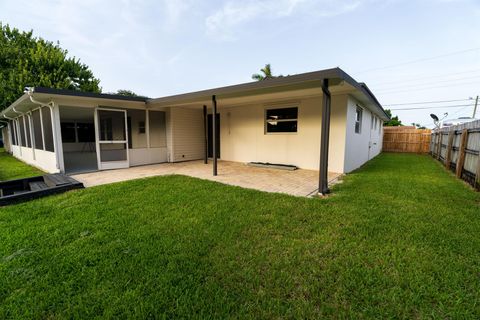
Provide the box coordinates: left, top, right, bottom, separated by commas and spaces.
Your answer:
252, 64, 283, 81
111, 89, 148, 99
411, 123, 426, 129
0, 23, 101, 110
115, 89, 139, 97
383, 109, 403, 126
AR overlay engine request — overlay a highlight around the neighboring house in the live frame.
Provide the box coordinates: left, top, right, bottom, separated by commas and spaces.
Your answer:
442, 117, 478, 128
0, 68, 388, 193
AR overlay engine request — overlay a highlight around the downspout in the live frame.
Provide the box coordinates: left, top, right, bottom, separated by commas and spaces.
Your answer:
203, 105, 208, 164
212, 95, 218, 176
12, 106, 24, 155
27, 90, 60, 170
318, 78, 331, 195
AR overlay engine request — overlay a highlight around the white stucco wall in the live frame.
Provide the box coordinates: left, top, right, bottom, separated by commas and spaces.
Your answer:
343, 96, 383, 173
218, 95, 348, 173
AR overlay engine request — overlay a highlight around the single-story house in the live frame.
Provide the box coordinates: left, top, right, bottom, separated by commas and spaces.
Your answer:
0, 67, 389, 194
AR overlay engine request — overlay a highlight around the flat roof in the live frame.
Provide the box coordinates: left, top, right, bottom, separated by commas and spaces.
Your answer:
33, 87, 148, 102
0, 67, 389, 120
147, 67, 389, 120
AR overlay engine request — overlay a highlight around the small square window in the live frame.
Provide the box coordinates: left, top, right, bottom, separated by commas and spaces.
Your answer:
265, 107, 298, 134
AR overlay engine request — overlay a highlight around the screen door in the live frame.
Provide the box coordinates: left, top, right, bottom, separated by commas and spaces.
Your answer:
95, 108, 129, 170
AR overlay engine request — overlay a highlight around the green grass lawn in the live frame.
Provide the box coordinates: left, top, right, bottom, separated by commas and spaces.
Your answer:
0, 148, 44, 181
0, 152, 479, 318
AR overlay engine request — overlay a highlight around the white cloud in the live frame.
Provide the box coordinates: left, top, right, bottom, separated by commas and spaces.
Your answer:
205, 0, 364, 40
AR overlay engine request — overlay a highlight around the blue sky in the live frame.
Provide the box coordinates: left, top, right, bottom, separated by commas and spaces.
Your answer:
1, 0, 480, 127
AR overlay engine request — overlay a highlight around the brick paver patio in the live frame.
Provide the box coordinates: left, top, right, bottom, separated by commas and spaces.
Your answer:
72, 160, 342, 197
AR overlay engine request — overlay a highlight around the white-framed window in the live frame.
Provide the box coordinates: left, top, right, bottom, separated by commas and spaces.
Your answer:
355, 106, 363, 134
374, 116, 378, 130
265, 107, 298, 134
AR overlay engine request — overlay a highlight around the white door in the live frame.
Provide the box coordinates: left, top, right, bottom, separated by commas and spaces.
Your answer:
95, 108, 129, 170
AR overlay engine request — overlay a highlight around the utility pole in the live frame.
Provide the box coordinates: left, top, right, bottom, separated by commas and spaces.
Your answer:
473, 95, 479, 119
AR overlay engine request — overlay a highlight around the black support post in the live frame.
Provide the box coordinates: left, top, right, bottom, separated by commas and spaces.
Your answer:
212, 95, 218, 176
319, 79, 331, 195
203, 105, 208, 164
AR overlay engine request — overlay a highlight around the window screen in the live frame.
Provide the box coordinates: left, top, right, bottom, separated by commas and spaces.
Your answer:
42, 108, 55, 152
149, 111, 167, 148
24, 116, 32, 148
32, 109, 44, 150
127, 109, 147, 149
11, 121, 17, 145
19, 117, 26, 147
100, 118, 113, 141
265, 107, 298, 133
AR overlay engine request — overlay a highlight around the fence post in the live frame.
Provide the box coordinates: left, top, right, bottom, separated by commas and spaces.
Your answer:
436, 132, 442, 160
455, 129, 468, 178
475, 150, 480, 189
445, 130, 454, 169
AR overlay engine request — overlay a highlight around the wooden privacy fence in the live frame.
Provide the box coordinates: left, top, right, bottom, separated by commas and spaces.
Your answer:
383, 126, 431, 153
430, 119, 480, 190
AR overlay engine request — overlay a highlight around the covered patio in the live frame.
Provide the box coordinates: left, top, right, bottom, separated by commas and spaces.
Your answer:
72, 160, 342, 197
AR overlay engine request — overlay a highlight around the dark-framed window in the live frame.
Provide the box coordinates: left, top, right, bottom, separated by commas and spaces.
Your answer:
77, 123, 95, 142
61, 122, 95, 143
61, 122, 76, 143
138, 121, 146, 134
265, 107, 298, 134
355, 106, 363, 134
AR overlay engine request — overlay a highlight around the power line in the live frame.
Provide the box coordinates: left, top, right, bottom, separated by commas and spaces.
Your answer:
373, 74, 480, 90
368, 68, 480, 86
389, 104, 474, 111
355, 47, 480, 74
376, 80, 480, 94
384, 98, 472, 106
448, 100, 478, 118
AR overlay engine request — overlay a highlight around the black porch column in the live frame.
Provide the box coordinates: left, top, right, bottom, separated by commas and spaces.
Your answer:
203, 105, 208, 164
319, 79, 331, 195
212, 95, 218, 176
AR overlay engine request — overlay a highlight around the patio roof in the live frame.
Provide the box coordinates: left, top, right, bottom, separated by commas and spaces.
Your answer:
0, 87, 147, 119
